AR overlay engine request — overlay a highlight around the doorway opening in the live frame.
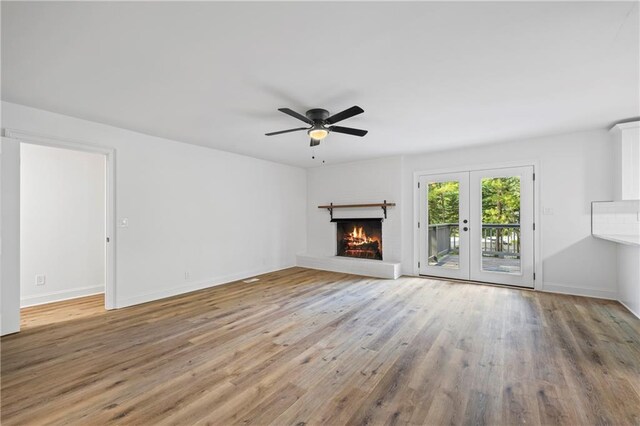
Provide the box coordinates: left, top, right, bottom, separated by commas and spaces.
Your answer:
19, 143, 108, 329
418, 166, 535, 288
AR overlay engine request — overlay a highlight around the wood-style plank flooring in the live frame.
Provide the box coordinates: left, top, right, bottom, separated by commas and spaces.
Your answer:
2, 267, 639, 425
20, 293, 105, 330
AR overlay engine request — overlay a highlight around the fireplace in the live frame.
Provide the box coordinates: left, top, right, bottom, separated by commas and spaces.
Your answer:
334, 218, 383, 260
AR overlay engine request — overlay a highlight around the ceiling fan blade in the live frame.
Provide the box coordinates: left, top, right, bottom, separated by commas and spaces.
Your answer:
278, 108, 313, 125
329, 126, 368, 137
326, 106, 364, 124
310, 139, 320, 147
265, 127, 309, 136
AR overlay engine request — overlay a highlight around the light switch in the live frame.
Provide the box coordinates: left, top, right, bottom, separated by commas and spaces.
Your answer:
118, 217, 129, 228
35, 275, 46, 286
543, 208, 554, 215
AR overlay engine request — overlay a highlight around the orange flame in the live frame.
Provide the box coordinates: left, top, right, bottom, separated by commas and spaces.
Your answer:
348, 226, 374, 245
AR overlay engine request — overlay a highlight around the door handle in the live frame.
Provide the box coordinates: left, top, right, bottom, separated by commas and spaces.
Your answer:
463, 227, 469, 231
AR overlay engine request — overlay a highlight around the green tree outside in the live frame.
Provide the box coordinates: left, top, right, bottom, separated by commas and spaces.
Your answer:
481, 177, 520, 224
427, 178, 520, 224
427, 181, 459, 224
427, 177, 521, 255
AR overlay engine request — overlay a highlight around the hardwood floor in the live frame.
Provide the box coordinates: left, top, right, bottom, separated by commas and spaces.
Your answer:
20, 294, 105, 330
2, 267, 639, 425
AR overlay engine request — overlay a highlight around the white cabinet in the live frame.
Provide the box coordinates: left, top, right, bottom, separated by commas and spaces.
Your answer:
611, 121, 640, 201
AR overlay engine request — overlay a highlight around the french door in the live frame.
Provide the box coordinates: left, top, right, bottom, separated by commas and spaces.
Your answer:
418, 166, 534, 288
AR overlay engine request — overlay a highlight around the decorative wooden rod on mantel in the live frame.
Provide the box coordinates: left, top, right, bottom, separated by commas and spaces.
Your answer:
318, 200, 396, 220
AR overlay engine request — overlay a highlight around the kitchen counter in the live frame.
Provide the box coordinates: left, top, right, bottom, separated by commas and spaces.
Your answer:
592, 233, 640, 246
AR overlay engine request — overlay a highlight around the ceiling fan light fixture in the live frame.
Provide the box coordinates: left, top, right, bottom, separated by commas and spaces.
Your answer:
308, 128, 329, 140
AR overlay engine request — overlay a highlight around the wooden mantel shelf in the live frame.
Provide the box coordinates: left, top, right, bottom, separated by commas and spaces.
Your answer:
317, 202, 396, 209
318, 201, 396, 219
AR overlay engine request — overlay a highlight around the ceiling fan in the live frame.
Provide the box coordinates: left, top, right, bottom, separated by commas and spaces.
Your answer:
265, 106, 368, 146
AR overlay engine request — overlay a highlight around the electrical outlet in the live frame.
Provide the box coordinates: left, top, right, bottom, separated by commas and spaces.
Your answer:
184, 271, 190, 280
35, 275, 46, 286
543, 207, 554, 215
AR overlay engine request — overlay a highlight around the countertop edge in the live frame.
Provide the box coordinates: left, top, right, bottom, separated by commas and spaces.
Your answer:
592, 233, 640, 246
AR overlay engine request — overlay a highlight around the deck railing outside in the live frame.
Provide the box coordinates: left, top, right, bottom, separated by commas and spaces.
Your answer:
428, 224, 459, 259
428, 223, 520, 261
481, 224, 520, 257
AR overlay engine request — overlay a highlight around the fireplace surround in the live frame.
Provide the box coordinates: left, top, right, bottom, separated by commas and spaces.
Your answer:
332, 218, 383, 260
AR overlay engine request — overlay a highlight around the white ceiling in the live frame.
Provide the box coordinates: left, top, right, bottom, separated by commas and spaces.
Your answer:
2, 1, 638, 168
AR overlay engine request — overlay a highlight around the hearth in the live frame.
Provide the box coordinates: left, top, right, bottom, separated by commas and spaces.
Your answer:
333, 218, 383, 260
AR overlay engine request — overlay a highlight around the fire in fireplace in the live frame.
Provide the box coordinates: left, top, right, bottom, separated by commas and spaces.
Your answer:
334, 218, 383, 260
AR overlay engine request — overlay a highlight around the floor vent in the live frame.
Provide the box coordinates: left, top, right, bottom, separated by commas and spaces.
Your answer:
243, 278, 260, 283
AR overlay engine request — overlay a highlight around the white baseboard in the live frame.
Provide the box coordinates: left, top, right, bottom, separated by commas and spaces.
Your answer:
296, 254, 401, 279
403, 275, 620, 301
115, 264, 295, 309
398, 277, 639, 320
619, 300, 640, 320
21, 285, 104, 308
541, 282, 617, 300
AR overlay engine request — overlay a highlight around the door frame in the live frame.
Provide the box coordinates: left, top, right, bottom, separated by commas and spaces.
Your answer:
413, 160, 542, 291
4, 128, 117, 312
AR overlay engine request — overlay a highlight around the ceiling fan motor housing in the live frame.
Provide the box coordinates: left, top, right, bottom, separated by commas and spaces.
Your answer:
306, 108, 330, 122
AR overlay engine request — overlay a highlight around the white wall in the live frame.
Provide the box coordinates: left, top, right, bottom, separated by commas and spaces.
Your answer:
20, 143, 105, 306
2, 101, 306, 317
306, 156, 403, 262
402, 129, 617, 298
1, 138, 21, 335
618, 244, 640, 318
306, 128, 618, 299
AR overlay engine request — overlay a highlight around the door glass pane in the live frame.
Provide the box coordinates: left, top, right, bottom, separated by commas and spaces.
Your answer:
481, 177, 521, 273
427, 181, 460, 269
